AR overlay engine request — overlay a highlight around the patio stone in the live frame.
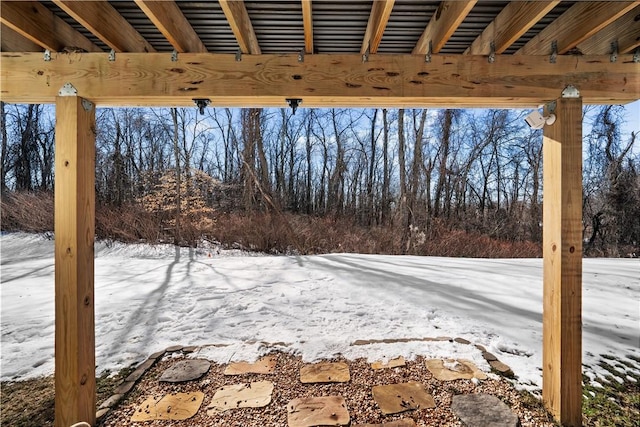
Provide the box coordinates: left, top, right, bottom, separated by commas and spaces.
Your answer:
300, 362, 350, 383
131, 392, 204, 421
207, 380, 274, 415
451, 393, 519, 427
287, 396, 350, 427
159, 359, 210, 383
371, 382, 435, 415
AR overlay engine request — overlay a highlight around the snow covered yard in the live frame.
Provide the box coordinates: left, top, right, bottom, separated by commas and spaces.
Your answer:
1, 232, 638, 391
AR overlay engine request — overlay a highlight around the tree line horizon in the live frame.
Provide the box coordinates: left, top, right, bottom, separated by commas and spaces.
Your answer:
1, 102, 638, 256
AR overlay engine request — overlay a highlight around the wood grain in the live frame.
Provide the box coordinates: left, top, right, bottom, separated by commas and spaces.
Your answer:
0, 52, 637, 107
516, 1, 639, 55
52, 0, 155, 52
413, 1, 477, 54
0, 1, 100, 52
542, 96, 583, 427
134, 0, 207, 53
54, 96, 96, 427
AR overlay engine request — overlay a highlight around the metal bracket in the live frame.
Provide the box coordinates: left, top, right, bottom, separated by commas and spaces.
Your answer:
362, 46, 370, 63
81, 99, 94, 112
298, 49, 304, 63
488, 41, 496, 64
286, 98, 302, 115
550, 40, 557, 64
425, 41, 432, 63
634, 47, 640, 63
44, 49, 51, 61
193, 98, 210, 115
546, 100, 557, 114
235, 49, 242, 62
58, 83, 78, 96
610, 41, 618, 63
171, 50, 178, 62
561, 84, 580, 98
108, 49, 116, 62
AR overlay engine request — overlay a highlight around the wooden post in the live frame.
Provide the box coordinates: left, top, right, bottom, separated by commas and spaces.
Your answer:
542, 94, 583, 426
54, 95, 96, 427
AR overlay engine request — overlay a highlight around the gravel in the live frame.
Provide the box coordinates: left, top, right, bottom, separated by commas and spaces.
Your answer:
98, 351, 556, 427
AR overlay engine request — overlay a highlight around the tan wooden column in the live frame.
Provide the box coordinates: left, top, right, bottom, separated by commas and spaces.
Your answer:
54, 94, 96, 427
542, 92, 583, 427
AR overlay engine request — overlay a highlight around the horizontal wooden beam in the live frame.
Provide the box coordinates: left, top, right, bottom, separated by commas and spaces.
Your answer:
0, 53, 637, 107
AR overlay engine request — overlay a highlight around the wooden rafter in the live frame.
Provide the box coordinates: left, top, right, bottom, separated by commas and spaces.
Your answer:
1, 52, 637, 107
361, 0, 395, 54
134, 0, 207, 53
219, 0, 261, 54
412, 0, 477, 54
577, 6, 640, 55
0, 23, 43, 52
302, 0, 314, 54
465, 1, 560, 55
0, 1, 100, 52
52, 0, 155, 53
516, 1, 640, 55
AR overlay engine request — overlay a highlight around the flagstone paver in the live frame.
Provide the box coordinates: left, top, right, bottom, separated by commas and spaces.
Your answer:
371, 382, 435, 415
353, 420, 417, 427
131, 392, 204, 422
224, 355, 277, 375
425, 359, 487, 381
451, 393, 519, 427
488, 360, 515, 378
371, 356, 406, 370
300, 361, 350, 383
206, 380, 274, 415
287, 396, 350, 427
159, 359, 211, 382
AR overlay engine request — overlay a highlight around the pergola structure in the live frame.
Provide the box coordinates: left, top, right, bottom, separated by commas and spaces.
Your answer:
1, 1, 639, 426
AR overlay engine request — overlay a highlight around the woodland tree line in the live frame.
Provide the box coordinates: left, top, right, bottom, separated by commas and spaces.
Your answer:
1, 101, 638, 256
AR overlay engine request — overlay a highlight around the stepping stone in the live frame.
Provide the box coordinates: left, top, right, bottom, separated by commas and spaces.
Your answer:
371, 382, 435, 415
451, 393, 519, 427
300, 362, 350, 383
131, 392, 204, 421
489, 360, 515, 378
371, 356, 406, 370
353, 419, 417, 427
224, 355, 277, 375
159, 359, 210, 383
425, 359, 487, 381
206, 380, 274, 415
287, 396, 350, 427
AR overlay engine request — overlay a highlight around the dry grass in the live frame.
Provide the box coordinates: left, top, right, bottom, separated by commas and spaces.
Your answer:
1, 191, 541, 257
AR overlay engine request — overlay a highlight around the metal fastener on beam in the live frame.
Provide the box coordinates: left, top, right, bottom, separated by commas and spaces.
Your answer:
44, 50, 51, 61
58, 83, 78, 96
108, 49, 116, 62
235, 49, 242, 62
550, 40, 557, 64
171, 50, 178, 62
425, 41, 432, 63
610, 41, 618, 63
562, 84, 580, 98
81, 99, 94, 112
488, 41, 496, 64
362, 46, 370, 63
298, 49, 304, 63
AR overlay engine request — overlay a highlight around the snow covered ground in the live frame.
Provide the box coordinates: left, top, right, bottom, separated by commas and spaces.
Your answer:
1, 232, 638, 391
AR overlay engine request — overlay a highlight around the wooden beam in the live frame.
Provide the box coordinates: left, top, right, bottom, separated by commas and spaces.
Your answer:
1, 52, 638, 107
361, 0, 395, 54
134, 0, 207, 53
516, 1, 639, 55
412, 0, 477, 54
465, 1, 560, 55
0, 1, 100, 52
219, 0, 261, 54
302, 0, 314, 54
1, 23, 43, 52
54, 95, 96, 427
52, 0, 155, 52
542, 95, 583, 427
577, 6, 640, 55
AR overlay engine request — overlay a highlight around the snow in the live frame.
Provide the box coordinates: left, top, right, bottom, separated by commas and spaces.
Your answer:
1, 232, 639, 392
